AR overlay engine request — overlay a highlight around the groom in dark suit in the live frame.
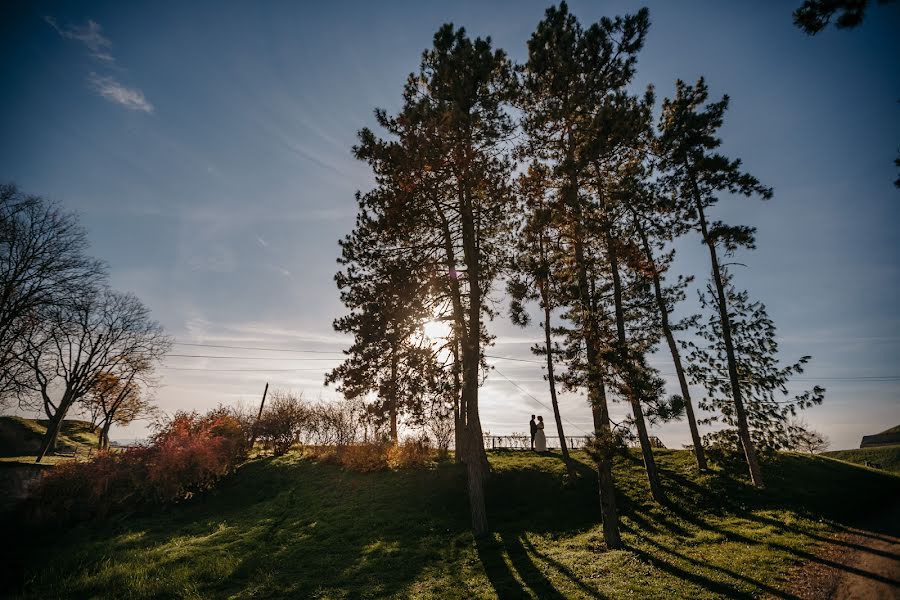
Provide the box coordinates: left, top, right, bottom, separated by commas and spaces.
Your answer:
529, 415, 537, 450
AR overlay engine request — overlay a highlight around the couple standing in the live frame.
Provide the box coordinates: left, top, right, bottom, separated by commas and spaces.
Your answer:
529, 415, 547, 452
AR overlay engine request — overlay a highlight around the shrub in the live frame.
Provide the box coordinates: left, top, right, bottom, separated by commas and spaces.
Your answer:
425, 413, 454, 459
337, 442, 390, 472
256, 391, 307, 456
302, 438, 437, 473
29, 407, 249, 524
386, 436, 435, 469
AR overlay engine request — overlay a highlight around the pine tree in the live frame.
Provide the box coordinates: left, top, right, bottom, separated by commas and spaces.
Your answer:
685, 272, 826, 462
508, 163, 576, 479
657, 78, 774, 487
344, 25, 516, 535
520, 1, 655, 547
583, 87, 672, 504
623, 182, 708, 470
328, 233, 442, 444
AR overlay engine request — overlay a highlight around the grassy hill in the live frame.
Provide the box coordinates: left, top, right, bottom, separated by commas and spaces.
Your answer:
822, 445, 900, 473
4, 448, 899, 599
0, 416, 98, 461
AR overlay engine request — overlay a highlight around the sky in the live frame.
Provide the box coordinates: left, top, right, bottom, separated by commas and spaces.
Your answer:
1, 0, 898, 451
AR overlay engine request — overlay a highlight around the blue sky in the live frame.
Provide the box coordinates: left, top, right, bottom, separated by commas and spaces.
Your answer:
1, 1, 898, 449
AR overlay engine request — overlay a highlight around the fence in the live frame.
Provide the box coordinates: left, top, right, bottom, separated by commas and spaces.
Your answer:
483, 435, 591, 450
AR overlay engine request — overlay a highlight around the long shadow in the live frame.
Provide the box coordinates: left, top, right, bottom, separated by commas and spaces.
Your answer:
520, 536, 608, 599
625, 524, 801, 600
742, 511, 900, 561
627, 545, 757, 599
503, 535, 569, 600
666, 501, 900, 588
475, 536, 536, 599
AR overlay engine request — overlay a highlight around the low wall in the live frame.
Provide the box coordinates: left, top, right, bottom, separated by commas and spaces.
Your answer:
0, 462, 52, 512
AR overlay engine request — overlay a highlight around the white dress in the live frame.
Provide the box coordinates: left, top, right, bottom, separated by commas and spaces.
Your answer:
534, 423, 547, 452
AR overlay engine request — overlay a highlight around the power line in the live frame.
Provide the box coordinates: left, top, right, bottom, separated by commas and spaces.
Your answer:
491, 366, 592, 436
162, 366, 330, 373
168, 342, 900, 381
790, 376, 900, 381
166, 354, 341, 361
173, 341, 343, 354
485, 354, 545, 364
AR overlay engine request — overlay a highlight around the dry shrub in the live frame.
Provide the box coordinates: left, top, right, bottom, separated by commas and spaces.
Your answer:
386, 436, 434, 469
299, 437, 436, 473
29, 407, 248, 524
338, 442, 390, 472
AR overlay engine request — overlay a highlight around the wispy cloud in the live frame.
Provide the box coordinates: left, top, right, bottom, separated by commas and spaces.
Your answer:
88, 73, 154, 113
267, 263, 292, 278
46, 16, 154, 114
45, 16, 114, 63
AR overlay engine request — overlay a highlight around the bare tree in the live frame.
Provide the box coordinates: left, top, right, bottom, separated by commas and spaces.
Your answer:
19, 288, 170, 462
789, 419, 831, 454
0, 183, 105, 404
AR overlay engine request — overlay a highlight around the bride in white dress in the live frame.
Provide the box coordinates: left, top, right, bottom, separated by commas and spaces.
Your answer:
534, 416, 547, 452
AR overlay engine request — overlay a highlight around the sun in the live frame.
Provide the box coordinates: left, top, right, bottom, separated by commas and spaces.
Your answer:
422, 319, 452, 341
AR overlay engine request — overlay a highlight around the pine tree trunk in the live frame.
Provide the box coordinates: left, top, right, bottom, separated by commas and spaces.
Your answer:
458, 161, 489, 536
603, 222, 665, 504
458, 303, 488, 535
595, 378, 622, 549
691, 180, 764, 488
635, 223, 707, 470
566, 135, 620, 547
389, 347, 399, 445
540, 279, 575, 479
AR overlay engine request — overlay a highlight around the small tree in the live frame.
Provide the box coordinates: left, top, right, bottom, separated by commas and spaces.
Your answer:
508, 164, 576, 479
83, 370, 155, 449
685, 274, 825, 464
789, 419, 830, 454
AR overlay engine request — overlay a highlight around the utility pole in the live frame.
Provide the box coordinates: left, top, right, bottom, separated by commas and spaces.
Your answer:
249, 382, 269, 452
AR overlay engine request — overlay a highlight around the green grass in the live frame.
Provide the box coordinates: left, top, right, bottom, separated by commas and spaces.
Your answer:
0, 416, 99, 460
4, 449, 899, 599
822, 444, 900, 473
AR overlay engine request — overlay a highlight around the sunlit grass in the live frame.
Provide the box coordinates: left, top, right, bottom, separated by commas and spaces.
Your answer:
6, 449, 899, 598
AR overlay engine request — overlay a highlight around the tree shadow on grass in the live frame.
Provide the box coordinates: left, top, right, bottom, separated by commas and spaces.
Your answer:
623, 522, 801, 599
519, 536, 608, 599
664, 499, 900, 588
13, 457, 473, 599
476, 534, 565, 600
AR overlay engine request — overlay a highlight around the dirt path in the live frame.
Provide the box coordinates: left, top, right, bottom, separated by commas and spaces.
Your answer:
788, 505, 900, 599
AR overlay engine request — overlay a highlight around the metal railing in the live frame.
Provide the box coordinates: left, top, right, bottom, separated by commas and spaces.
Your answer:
483, 435, 591, 450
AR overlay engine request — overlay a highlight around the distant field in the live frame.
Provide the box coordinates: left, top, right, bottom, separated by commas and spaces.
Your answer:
822, 445, 900, 473
4, 448, 899, 599
0, 416, 98, 461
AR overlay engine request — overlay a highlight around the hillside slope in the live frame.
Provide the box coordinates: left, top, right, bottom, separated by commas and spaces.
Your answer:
822, 445, 900, 473
0, 416, 98, 458
5, 449, 899, 599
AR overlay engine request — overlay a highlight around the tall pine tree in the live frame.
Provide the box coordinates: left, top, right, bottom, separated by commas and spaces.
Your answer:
657, 78, 774, 487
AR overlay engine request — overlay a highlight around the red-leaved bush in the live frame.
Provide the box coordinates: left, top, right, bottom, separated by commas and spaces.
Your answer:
29, 407, 248, 524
